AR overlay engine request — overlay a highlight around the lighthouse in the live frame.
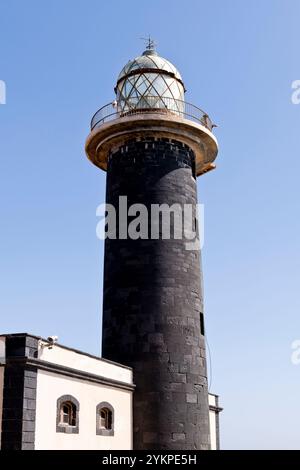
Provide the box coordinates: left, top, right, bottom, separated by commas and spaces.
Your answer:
85, 41, 218, 450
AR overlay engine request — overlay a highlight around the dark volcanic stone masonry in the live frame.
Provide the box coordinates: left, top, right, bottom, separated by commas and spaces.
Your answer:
102, 137, 210, 450
1, 335, 38, 450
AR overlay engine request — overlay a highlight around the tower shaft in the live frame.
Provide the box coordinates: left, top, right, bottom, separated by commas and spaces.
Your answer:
102, 137, 210, 450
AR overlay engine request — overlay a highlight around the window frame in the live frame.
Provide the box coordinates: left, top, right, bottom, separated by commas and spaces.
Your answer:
96, 402, 114, 436
60, 401, 76, 426
56, 395, 80, 434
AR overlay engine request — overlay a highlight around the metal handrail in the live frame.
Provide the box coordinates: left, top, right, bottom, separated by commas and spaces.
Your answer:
90, 97, 214, 131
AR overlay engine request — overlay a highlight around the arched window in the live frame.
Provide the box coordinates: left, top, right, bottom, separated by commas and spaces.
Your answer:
99, 407, 112, 430
60, 401, 76, 426
56, 395, 79, 434
96, 402, 114, 436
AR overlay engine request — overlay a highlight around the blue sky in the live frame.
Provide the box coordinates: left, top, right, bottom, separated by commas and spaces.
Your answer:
1, 0, 300, 449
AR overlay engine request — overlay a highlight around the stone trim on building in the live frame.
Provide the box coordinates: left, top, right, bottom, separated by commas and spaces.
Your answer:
96, 401, 114, 436
1, 335, 38, 450
56, 395, 80, 434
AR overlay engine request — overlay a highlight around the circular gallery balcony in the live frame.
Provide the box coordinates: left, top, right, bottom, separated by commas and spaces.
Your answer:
91, 97, 214, 131
86, 97, 218, 177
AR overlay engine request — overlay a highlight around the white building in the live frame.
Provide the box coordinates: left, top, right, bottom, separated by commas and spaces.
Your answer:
0, 333, 222, 450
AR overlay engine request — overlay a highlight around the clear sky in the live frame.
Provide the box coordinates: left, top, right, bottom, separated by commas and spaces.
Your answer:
1, 0, 300, 450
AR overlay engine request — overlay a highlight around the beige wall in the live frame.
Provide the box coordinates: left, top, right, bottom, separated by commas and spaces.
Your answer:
35, 369, 132, 450
209, 393, 218, 450
0, 337, 5, 361
209, 408, 217, 450
38, 341, 132, 385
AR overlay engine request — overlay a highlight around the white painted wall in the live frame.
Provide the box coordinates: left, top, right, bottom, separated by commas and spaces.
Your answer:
209, 393, 217, 450
35, 370, 132, 450
38, 341, 132, 385
0, 337, 5, 362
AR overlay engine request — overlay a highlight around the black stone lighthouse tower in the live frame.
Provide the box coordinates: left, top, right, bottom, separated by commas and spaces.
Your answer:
85, 42, 218, 450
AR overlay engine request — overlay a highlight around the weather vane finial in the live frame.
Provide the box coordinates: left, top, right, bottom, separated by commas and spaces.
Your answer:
140, 35, 157, 51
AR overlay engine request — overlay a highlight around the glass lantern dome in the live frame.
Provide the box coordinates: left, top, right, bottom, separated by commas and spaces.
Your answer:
115, 47, 185, 115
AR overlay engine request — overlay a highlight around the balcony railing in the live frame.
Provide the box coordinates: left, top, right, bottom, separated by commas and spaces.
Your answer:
90, 97, 214, 131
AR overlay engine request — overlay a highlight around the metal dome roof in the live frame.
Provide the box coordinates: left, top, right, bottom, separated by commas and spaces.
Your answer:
117, 49, 183, 83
